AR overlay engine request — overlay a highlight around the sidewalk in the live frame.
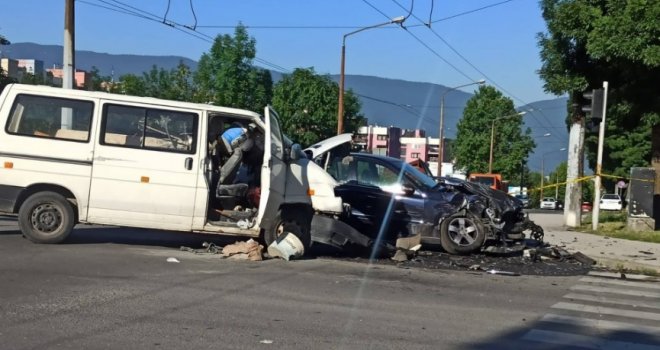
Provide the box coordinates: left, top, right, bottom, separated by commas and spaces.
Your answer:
529, 212, 660, 274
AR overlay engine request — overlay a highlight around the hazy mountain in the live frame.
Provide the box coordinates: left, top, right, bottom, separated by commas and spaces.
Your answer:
2, 42, 569, 170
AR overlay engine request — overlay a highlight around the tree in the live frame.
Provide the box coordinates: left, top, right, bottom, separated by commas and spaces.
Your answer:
272, 68, 363, 146
538, 0, 660, 179
194, 24, 272, 112
117, 73, 146, 96
115, 62, 194, 100
453, 85, 535, 180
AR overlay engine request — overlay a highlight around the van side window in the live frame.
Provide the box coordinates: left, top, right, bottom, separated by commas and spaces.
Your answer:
5, 94, 93, 142
101, 104, 197, 154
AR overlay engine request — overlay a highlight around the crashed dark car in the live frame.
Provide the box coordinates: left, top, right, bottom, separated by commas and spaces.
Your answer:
304, 134, 542, 255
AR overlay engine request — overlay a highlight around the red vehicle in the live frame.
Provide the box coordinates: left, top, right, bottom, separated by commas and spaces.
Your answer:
581, 201, 593, 212
468, 173, 508, 192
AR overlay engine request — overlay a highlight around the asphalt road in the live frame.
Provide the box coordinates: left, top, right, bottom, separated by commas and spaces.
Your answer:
1, 216, 658, 350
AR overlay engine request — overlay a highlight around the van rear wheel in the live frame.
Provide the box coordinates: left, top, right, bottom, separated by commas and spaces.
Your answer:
18, 192, 75, 244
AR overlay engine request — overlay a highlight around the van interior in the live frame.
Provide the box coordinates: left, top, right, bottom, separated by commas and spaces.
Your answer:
205, 114, 265, 228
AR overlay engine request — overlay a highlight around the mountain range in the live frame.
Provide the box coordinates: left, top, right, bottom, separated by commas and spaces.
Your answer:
1, 42, 569, 171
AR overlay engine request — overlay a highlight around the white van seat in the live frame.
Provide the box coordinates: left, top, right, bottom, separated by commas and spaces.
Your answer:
55, 129, 88, 141
104, 133, 127, 145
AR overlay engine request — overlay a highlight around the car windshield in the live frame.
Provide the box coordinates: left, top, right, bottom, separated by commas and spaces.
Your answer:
602, 194, 619, 200
543, 198, 554, 202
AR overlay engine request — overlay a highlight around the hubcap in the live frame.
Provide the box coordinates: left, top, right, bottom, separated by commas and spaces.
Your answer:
30, 203, 63, 234
447, 217, 478, 246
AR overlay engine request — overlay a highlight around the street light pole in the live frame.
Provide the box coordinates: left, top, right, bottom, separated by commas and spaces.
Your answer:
337, 16, 406, 135
438, 79, 485, 176
488, 111, 526, 174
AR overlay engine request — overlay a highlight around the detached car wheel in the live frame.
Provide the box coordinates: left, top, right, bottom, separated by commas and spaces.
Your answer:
439, 214, 485, 255
18, 191, 75, 244
264, 212, 312, 255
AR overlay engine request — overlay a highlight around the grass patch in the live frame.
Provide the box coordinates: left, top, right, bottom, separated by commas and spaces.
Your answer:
579, 211, 660, 243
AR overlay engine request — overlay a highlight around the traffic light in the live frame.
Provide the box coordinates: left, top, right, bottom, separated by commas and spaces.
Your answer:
582, 88, 605, 123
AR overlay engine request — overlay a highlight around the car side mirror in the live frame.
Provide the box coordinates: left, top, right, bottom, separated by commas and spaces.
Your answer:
289, 143, 302, 161
402, 183, 415, 196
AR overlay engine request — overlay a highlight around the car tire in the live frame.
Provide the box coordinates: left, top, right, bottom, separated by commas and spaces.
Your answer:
439, 214, 485, 255
264, 212, 312, 256
18, 191, 75, 244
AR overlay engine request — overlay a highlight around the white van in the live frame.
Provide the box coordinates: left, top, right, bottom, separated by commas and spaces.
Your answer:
0, 84, 342, 250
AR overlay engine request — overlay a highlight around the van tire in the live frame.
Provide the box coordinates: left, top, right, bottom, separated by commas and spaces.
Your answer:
18, 192, 75, 244
264, 212, 311, 256
439, 214, 485, 255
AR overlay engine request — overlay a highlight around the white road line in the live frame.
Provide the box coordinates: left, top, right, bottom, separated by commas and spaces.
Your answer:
522, 329, 660, 350
589, 271, 660, 282
552, 302, 660, 321
541, 314, 660, 336
564, 292, 660, 310
571, 284, 660, 298
580, 276, 660, 290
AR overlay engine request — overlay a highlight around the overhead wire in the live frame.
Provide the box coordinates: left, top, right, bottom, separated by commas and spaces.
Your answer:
79, 0, 291, 74
387, 0, 567, 144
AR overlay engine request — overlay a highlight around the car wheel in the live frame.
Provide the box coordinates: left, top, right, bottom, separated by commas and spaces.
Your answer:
264, 212, 312, 255
18, 191, 75, 244
439, 214, 485, 255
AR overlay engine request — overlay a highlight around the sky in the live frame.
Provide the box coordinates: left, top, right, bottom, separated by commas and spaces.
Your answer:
0, 0, 560, 105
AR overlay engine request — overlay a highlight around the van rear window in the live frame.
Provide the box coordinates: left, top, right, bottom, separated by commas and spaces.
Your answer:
5, 94, 93, 142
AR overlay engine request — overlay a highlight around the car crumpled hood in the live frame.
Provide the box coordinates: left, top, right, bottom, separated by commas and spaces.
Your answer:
441, 177, 522, 215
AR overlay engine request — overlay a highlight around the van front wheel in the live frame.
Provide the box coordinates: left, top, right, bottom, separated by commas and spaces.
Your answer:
264, 212, 311, 255
18, 192, 75, 244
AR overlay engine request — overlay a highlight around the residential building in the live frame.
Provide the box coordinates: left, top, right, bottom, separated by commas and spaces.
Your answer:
17, 59, 44, 76
46, 68, 91, 88
0, 58, 19, 79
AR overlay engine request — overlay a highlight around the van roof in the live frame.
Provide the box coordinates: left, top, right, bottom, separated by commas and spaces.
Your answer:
4, 83, 263, 119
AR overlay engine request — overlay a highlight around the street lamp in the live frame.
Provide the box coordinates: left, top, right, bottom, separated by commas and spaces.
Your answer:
337, 16, 406, 135
488, 111, 526, 173
438, 79, 485, 176
541, 147, 567, 197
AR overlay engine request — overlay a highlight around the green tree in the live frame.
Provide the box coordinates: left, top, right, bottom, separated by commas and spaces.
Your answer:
117, 73, 146, 96
194, 24, 272, 112
272, 68, 363, 146
538, 0, 660, 178
454, 85, 535, 180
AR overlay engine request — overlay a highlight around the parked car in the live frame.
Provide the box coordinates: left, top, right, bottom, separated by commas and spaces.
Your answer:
514, 194, 530, 208
600, 193, 623, 211
540, 197, 558, 210
305, 134, 542, 254
581, 201, 593, 212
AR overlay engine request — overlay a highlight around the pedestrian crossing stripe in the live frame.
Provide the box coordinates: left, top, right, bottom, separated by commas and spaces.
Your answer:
580, 276, 660, 290
571, 284, 660, 298
552, 302, 660, 321
540, 314, 660, 336
564, 292, 660, 310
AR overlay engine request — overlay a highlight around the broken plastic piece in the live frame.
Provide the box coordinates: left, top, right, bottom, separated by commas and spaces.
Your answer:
267, 232, 304, 261
486, 269, 520, 276
166, 257, 180, 263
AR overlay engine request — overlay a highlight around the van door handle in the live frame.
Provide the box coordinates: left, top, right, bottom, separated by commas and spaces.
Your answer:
185, 157, 193, 170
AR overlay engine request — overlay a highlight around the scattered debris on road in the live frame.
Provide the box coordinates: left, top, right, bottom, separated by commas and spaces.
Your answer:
166, 257, 180, 263
267, 233, 304, 261
223, 239, 263, 261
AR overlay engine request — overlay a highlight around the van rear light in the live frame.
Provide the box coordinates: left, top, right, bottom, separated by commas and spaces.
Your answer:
4, 162, 13, 169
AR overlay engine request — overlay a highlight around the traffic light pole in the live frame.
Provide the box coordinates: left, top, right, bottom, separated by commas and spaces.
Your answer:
592, 81, 609, 230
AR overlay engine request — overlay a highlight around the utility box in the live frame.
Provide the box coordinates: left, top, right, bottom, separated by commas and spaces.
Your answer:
627, 167, 655, 231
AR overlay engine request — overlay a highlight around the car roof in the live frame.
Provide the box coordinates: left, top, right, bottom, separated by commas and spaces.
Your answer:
349, 152, 404, 167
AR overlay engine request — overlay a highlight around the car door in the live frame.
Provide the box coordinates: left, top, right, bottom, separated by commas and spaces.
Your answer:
256, 106, 287, 229
87, 103, 201, 231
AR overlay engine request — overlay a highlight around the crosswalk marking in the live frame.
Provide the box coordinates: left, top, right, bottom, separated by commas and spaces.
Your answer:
589, 271, 660, 282
564, 292, 660, 310
552, 301, 660, 321
580, 276, 660, 290
540, 314, 660, 336
517, 274, 660, 349
571, 284, 660, 298
522, 329, 660, 350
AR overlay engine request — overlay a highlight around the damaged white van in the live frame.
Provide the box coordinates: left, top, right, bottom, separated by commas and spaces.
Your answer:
0, 84, 341, 252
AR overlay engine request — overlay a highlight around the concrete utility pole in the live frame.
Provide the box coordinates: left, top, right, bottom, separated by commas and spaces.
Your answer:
63, 0, 75, 90
564, 104, 585, 227
592, 81, 609, 230
62, 0, 75, 129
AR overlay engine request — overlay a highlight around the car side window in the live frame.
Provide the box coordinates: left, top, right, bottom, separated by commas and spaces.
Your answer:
5, 94, 93, 142
101, 104, 197, 154
356, 160, 398, 188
